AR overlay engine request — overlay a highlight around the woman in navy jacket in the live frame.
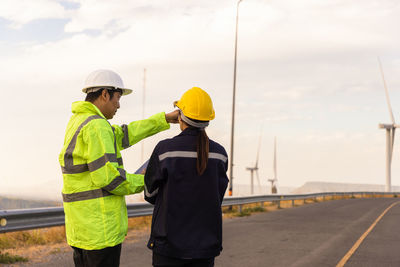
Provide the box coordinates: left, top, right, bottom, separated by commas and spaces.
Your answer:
144, 87, 229, 267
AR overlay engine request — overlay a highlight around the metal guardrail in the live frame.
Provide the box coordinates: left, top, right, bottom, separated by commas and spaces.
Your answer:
0, 191, 398, 233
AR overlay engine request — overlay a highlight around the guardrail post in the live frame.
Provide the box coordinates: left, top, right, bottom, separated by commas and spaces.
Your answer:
277, 200, 281, 209
260, 202, 264, 207
239, 205, 242, 213
291, 199, 294, 207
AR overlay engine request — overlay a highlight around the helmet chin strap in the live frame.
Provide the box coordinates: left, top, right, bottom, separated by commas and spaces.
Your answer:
179, 109, 209, 129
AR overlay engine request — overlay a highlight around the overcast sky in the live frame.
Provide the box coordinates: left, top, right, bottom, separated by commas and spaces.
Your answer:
1, 0, 400, 200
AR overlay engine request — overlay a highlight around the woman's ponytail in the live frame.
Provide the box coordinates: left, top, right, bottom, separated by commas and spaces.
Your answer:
196, 129, 209, 175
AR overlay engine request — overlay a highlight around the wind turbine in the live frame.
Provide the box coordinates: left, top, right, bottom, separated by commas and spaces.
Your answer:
246, 133, 262, 195
378, 57, 398, 192
268, 137, 278, 194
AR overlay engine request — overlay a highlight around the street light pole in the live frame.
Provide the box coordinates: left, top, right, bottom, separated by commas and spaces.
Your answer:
141, 68, 146, 163
229, 0, 243, 197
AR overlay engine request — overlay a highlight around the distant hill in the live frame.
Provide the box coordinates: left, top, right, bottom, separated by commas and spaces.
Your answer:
291, 181, 400, 194
0, 196, 61, 210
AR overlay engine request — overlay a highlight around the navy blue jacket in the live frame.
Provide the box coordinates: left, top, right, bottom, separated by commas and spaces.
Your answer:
144, 127, 229, 259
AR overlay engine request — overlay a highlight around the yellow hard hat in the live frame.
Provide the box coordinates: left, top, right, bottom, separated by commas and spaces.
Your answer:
174, 87, 215, 121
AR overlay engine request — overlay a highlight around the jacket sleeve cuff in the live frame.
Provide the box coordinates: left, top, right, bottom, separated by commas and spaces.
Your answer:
155, 112, 171, 131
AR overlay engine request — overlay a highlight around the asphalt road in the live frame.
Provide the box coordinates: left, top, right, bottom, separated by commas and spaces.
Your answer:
16, 198, 400, 267
216, 198, 400, 267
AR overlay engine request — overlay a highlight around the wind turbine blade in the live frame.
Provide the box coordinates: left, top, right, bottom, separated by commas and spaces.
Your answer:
378, 57, 396, 124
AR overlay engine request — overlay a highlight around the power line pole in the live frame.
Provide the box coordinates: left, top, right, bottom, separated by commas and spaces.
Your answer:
141, 68, 146, 163
229, 0, 244, 197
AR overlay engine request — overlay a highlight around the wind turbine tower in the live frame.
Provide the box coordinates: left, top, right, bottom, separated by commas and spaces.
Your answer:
268, 137, 278, 194
378, 57, 398, 192
246, 133, 262, 195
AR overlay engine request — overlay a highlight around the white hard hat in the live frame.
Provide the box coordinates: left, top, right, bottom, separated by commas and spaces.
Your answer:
82, 69, 133, 96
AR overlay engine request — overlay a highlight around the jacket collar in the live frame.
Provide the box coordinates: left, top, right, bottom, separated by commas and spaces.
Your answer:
178, 127, 202, 136
71, 101, 106, 119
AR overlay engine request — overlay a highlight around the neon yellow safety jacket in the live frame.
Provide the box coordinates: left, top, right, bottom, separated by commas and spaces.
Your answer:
59, 101, 170, 250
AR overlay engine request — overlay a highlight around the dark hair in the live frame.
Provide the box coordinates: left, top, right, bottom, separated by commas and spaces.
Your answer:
85, 88, 123, 102
180, 114, 210, 175
196, 129, 209, 175
183, 116, 209, 175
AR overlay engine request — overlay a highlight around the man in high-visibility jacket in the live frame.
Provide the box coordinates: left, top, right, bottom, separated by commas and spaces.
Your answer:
59, 69, 178, 267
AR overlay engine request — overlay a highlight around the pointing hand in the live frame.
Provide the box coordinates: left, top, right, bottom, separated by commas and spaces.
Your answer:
165, 110, 179, 124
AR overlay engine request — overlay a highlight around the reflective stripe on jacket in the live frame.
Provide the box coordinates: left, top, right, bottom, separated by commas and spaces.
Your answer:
59, 101, 170, 250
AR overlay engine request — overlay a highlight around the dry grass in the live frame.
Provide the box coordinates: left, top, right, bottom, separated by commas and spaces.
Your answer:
220, 193, 372, 218
0, 251, 28, 264
0, 227, 66, 264
0, 226, 66, 250
127, 216, 152, 231
221, 197, 324, 217
0, 217, 154, 264
1, 242, 71, 265
223, 202, 278, 218
0, 217, 152, 251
